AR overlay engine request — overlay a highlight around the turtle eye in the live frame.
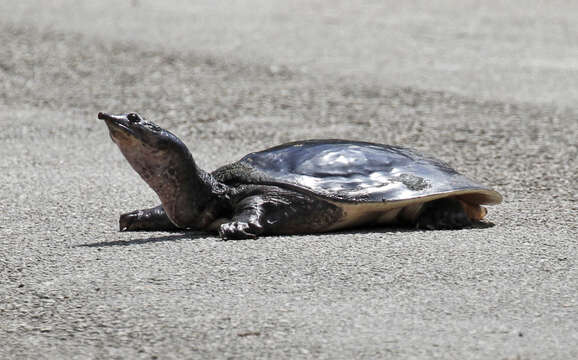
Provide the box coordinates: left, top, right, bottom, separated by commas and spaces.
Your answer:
127, 113, 140, 123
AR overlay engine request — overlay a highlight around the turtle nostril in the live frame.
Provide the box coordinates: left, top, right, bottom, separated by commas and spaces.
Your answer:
127, 113, 140, 123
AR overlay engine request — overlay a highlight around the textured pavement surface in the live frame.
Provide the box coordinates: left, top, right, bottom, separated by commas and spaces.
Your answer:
1, 1, 577, 359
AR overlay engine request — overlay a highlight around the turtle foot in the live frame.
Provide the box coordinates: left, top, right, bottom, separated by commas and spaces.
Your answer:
416, 197, 472, 230
118, 205, 181, 232
218, 221, 262, 240
119, 210, 142, 231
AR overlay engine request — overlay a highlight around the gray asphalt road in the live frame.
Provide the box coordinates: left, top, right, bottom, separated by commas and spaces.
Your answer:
1, 1, 576, 359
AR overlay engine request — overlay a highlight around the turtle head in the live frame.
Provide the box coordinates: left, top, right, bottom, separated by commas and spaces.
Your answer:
99, 112, 225, 229
98, 112, 181, 152
98, 112, 193, 185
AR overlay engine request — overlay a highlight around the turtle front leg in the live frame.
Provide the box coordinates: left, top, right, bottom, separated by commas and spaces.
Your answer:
217, 196, 267, 240
218, 187, 343, 240
119, 205, 181, 231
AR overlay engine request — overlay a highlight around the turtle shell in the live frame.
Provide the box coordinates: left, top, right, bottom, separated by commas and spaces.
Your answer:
215, 140, 502, 205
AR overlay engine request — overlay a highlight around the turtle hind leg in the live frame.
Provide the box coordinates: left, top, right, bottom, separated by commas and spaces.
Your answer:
416, 197, 472, 230
119, 204, 181, 231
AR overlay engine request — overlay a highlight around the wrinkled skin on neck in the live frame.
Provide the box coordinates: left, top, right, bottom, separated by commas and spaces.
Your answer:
99, 112, 228, 228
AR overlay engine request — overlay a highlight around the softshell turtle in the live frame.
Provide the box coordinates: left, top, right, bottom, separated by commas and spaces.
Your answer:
98, 112, 502, 240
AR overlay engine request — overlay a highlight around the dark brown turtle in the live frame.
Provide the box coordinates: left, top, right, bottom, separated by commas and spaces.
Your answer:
98, 112, 502, 240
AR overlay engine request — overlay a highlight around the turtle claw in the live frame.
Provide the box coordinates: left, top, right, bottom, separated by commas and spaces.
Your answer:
119, 210, 141, 231
218, 221, 261, 240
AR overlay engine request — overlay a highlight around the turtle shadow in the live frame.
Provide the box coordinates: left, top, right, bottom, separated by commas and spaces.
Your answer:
334, 220, 496, 236
78, 221, 496, 247
76, 231, 209, 248
469, 221, 496, 229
